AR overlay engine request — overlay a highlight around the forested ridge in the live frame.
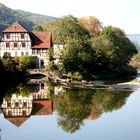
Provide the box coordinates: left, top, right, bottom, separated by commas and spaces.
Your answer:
0, 2, 56, 32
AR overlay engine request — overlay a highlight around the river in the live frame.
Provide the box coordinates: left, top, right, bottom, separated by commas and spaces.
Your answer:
0, 77, 140, 140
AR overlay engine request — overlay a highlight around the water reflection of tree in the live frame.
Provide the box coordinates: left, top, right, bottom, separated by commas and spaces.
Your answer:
54, 89, 94, 133
53, 88, 132, 133
2, 83, 34, 100
89, 89, 131, 120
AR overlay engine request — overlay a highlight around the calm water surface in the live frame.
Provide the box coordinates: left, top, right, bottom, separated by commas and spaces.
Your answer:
0, 81, 140, 140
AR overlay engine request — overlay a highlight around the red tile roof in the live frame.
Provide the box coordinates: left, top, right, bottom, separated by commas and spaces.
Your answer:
2, 21, 29, 33
2, 21, 52, 49
31, 32, 52, 49
32, 100, 53, 115
5, 117, 29, 127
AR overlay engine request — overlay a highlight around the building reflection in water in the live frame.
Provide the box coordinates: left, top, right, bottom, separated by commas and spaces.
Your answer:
1, 83, 53, 127
1, 94, 33, 127
0, 84, 132, 133
32, 83, 50, 100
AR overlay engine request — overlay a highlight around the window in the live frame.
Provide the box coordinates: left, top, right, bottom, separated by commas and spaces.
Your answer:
21, 52, 24, 56
41, 83, 44, 89
7, 101, 11, 107
23, 102, 27, 107
26, 52, 29, 56
6, 43, 10, 48
15, 102, 19, 107
6, 33, 10, 39
8, 111, 11, 116
21, 33, 25, 39
41, 60, 44, 68
23, 110, 26, 116
22, 42, 25, 48
15, 51, 17, 56
14, 43, 17, 47
32, 50, 35, 54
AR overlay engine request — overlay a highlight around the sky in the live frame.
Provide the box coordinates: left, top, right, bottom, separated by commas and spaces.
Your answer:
0, 0, 140, 34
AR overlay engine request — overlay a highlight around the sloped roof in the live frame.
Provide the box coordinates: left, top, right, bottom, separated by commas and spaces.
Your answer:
2, 21, 29, 33
2, 21, 52, 49
31, 32, 52, 49
5, 117, 29, 127
32, 100, 53, 115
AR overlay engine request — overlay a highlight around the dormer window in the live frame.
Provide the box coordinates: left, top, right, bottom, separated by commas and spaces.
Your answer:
21, 33, 25, 39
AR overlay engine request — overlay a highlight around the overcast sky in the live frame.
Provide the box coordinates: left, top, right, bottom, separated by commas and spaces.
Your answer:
0, 0, 140, 34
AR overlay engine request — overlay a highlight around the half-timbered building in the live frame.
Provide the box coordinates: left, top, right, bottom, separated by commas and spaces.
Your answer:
1, 82, 53, 127
1, 94, 33, 118
0, 21, 52, 68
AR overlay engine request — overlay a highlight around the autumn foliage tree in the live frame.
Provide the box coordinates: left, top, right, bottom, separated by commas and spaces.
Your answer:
79, 16, 102, 36
53, 88, 132, 133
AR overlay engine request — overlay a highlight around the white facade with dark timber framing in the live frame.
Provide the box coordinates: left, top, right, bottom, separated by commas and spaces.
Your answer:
0, 21, 52, 68
1, 83, 53, 127
1, 94, 33, 118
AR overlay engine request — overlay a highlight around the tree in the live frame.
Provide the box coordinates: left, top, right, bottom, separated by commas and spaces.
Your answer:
0, 59, 5, 77
56, 16, 96, 77
130, 52, 140, 69
91, 26, 138, 76
79, 16, 102, 36
43, 15, 137, 79
33, 25, 44, 32
18, 56, 36, 71
42, 20, 60, 43
3, 52, 11, 59
100, 26, 137, 61
44, 15, 96, 78
2, 57, 17, 72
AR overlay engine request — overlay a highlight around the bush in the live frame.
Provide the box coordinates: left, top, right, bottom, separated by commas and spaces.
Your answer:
46, 61, 58, 70
67, 72, 83, 81
17, 56, 36, 71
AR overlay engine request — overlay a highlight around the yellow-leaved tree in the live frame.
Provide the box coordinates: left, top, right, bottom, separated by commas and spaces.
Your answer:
79, 16, 102, 36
